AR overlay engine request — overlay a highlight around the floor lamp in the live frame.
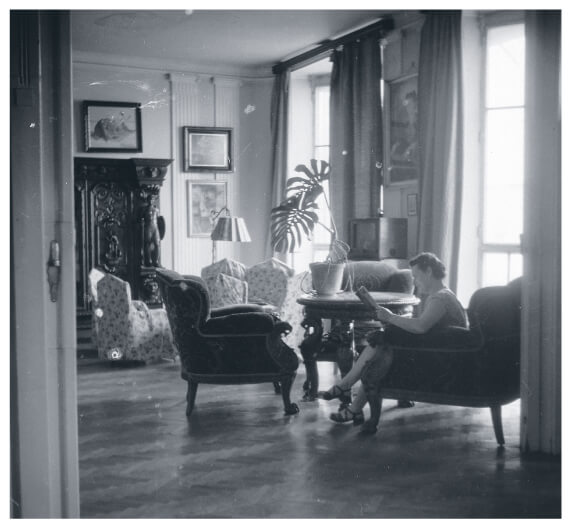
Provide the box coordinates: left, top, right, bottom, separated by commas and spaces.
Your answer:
210, 206, 252, 263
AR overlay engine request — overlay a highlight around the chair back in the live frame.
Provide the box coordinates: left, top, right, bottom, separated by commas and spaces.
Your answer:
88, 268, 105, 305
201, 258, 247, 282
245, 258, 292, 308
95, 274, 132, 357
341, 260, 413, 293
156, 270, 211, 356
97, 274, 132, 326
467, 278, 522, 394
467, 278, 522, 341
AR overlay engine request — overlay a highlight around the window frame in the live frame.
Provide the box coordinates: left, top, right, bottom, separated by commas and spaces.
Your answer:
478, 12, 526, 287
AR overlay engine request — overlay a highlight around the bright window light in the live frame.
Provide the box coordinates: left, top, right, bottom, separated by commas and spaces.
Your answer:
481, 21, 525, 287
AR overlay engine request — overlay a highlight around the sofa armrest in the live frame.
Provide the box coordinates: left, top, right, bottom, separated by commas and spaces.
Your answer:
200, 312, 279, 336
385, 325, 482, 352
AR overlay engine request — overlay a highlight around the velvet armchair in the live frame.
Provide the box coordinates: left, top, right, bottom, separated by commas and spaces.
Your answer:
156, 269, 300, 417
361, 278, 522, 445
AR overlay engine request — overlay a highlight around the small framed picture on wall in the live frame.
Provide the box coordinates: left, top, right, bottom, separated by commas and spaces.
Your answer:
183, 126, 233, 172
407, 193, 418, 216
187, 181, 227, 237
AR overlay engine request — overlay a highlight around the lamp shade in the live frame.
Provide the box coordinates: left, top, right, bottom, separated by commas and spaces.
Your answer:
211, 216, 251, 242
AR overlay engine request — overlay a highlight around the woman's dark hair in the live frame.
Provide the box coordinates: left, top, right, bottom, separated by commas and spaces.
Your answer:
409, 252, 446, 279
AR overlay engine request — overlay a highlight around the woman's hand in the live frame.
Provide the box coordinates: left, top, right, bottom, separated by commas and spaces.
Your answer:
375, 306, 394, 323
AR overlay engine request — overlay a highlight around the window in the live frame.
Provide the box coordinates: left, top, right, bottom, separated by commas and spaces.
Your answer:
290, 73, 332, 272
311, 84, 332, 261
480, 20, 525, 286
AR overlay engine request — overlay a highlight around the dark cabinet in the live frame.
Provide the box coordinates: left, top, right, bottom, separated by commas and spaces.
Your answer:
347, 217, 408, 261
74, 157, 172, 321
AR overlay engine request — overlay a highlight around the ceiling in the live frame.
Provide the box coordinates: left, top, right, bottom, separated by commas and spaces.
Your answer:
71, 9, 401, 76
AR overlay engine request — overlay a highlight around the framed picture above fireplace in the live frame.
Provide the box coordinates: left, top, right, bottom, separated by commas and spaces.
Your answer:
83, 100, 142, 153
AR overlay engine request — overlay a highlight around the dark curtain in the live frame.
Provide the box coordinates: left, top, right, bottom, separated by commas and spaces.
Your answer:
267, 71, 290, 260
329, 36, 383, 244
417, 12, 464, 291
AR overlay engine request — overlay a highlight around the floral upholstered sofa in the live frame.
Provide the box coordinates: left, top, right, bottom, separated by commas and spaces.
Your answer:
91, 271, 177, 363
201, 257, 310, 352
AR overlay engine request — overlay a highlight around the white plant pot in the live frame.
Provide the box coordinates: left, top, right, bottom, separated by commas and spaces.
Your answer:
309, 262, 345, 296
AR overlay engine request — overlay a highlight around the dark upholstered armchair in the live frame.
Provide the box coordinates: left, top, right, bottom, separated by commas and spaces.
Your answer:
156, 269, 300, 417
361, 278, 522, 445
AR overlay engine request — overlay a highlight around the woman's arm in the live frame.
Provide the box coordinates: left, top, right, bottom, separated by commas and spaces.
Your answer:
376, 297, 446, 334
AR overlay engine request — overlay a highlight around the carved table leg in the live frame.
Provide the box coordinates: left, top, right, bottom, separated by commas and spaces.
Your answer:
299, 315, 324, 401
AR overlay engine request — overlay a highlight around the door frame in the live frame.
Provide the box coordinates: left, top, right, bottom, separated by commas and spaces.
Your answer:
10, 11, 79, 517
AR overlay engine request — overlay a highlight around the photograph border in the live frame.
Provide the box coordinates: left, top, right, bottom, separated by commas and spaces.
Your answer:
183, 126, 233, 172
407, 193, 418, 216
384, 74, 418, 185
83, 100, 142, 153
187, 180, 228, 237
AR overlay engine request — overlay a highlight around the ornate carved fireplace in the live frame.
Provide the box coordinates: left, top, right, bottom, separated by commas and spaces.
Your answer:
74, 157, 172, 323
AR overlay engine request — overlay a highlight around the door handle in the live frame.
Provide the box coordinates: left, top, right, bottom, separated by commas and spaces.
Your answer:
47, 240, 60, 302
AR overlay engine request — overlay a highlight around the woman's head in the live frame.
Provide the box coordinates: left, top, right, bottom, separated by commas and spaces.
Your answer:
409, 252, 446, 292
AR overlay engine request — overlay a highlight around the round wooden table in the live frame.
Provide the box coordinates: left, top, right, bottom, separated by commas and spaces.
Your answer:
296, 291, 420, 401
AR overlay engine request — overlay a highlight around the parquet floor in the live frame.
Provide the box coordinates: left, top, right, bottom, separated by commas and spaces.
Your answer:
77, 358, 561, 518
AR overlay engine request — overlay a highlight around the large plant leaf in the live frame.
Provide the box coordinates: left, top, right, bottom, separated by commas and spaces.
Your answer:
270, 159, 332, 253
270, 201, 318, 253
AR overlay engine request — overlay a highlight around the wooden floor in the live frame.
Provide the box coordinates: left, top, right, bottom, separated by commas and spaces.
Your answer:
77, 357, 561, 518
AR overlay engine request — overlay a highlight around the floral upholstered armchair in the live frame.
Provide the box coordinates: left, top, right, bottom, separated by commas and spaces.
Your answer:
156, 269, 300, 417
201, 257, 309, 352
94, 272, 177, 363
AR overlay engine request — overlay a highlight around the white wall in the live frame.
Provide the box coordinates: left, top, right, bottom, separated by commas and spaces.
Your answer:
237, 78, 274, 265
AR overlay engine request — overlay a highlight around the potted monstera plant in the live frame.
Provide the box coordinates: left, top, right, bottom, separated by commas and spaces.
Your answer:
270, 159, 349, 295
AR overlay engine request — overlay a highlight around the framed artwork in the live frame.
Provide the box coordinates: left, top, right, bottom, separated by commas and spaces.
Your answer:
183, 126, 233, 172
187, 181, 227, 237
83, 100, 142, 152
385, 75, 418, 185
407, 193, 418, 216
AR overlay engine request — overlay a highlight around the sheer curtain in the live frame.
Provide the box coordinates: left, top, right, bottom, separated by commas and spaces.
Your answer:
329, 36, 383, 244
417, 12, 463, 291
267, 71, 290, 260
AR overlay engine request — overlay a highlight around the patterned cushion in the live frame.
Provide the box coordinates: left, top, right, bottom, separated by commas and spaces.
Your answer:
208, 273, 248, 309
245, 258, 293, 308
